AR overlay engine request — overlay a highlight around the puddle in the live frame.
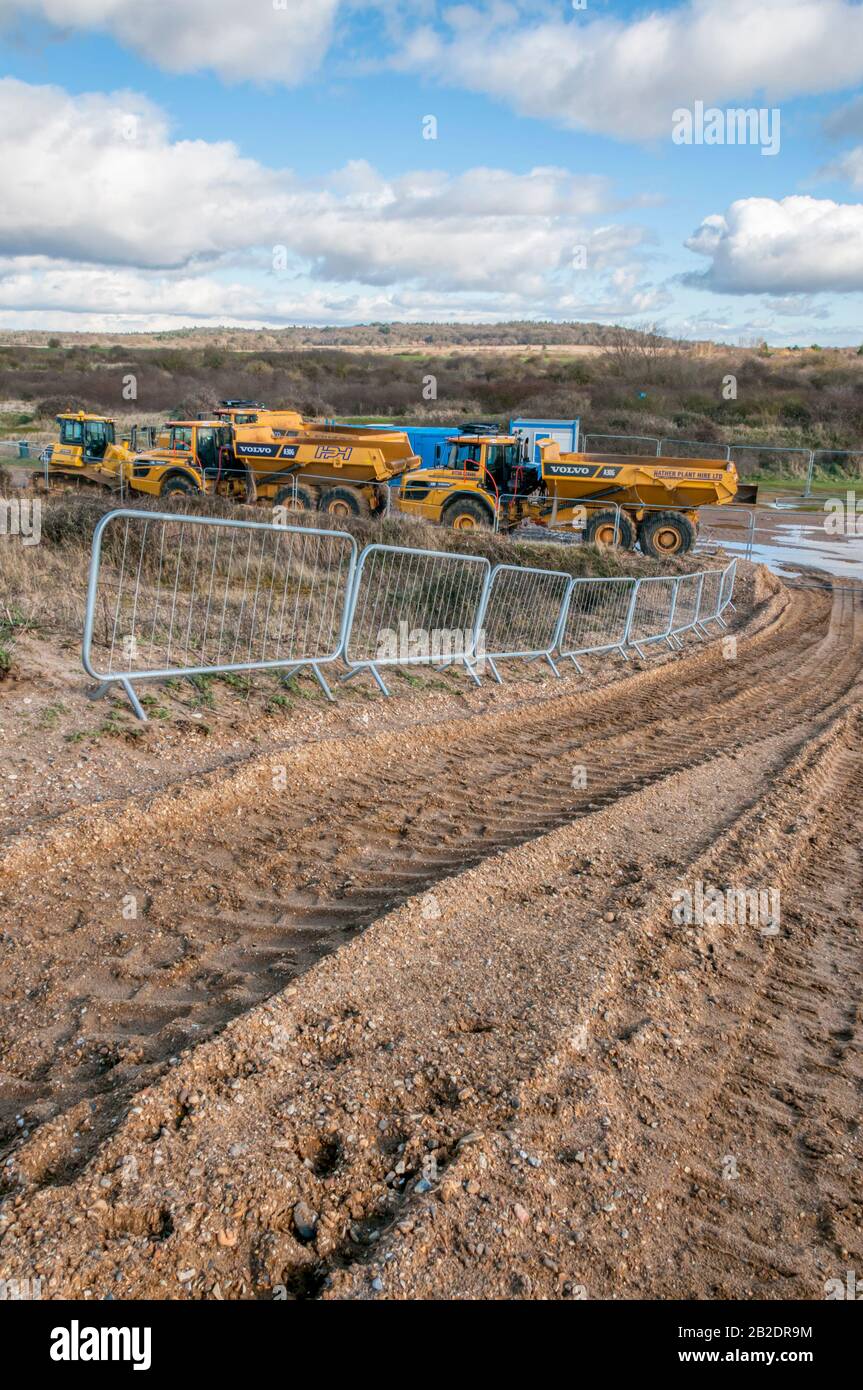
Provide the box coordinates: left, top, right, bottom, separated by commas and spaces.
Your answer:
699, 509, 863, 582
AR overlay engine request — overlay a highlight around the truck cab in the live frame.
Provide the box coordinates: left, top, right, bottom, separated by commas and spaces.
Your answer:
213, 400, 305, 437
398, 432, 538, 529
128, 419, 239, 497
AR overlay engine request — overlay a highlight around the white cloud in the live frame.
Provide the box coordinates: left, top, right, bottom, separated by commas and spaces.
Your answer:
820, 146, 863, 190
0, 250, 667, 328
683, 196, 863, 294
0, 79, 649, 293
393, 0, 863, 142
0, 78, 663, 327
0, 0, 341, 83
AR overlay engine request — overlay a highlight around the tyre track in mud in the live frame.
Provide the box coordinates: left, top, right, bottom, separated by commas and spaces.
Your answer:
647, 736, 863, 1298
0, 577, 860, 1172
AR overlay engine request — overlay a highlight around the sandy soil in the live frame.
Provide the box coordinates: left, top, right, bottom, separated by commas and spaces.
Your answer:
0, 563, 861, 1300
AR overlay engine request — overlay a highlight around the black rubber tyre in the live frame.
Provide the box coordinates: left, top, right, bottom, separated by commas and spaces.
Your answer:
274, 483, 318, 512
319, 486, 370, 519
584, 509, 636, 549
160, 473, 199, 497
441, 495, 494, 530
638, 510, 696, 558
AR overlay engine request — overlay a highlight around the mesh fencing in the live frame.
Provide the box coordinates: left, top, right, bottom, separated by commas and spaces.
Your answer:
479, 564, 572, 661
343, 544, 490, 668
628, 576, 678, 650
559, 577, 638, 658
83, 510, 357, 681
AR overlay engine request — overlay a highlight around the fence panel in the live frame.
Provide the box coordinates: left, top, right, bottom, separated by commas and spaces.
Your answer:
696, 569, 724, 631
582, 433, 659, 455
628, 576, 678, 655
670, 572, 704, 643
341, 544, 491, 695
83, 509, 358, 717
557, 577, 638, 668
719, 559, 737, 614
476, 564, 572, 681
659, 437, 730, 460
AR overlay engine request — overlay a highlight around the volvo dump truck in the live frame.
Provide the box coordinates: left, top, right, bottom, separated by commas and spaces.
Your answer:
396, 432, 740, 556
125, 417, 419, 517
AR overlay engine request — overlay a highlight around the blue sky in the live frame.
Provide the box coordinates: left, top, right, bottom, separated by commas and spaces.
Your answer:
1, 0, 863, 343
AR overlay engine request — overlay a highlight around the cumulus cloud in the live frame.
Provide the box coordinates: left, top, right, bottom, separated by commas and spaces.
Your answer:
0, 79, 647, 292
683, 196, 863, 294
820, 146, 863, 190
0, 78, 662, 326
394, 0, 863, 142
0, 0, 342, 83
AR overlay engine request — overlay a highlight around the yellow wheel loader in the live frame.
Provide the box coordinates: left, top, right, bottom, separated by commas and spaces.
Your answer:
396, 432, 740, 556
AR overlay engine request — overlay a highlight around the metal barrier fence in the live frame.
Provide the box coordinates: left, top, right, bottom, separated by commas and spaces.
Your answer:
670, 572, 705, 645
558, 577, 639, 669
476, 563, 572, 681
83, 509, 736, 716
82, 509, 358, 718
339, 543, 490, 695
719, 558, 738, 616
695, 570, 725, 634
627, 576, 679, 656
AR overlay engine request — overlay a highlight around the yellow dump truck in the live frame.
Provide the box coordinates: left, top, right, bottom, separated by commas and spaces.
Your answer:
396, 432, 739, 556
122, 415, 418, 516
231, 423, 419, 517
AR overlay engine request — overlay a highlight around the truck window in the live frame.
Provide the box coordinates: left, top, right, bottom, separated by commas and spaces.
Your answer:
447, 442, 483, 470
169, 427, 193, 451
59, 418, 84, 445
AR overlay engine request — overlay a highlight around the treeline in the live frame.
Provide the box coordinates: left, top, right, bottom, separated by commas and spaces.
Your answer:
1, 341, 862, 455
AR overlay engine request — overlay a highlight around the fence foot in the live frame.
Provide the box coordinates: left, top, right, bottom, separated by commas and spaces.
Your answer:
278, 662, 333, 701
567, 653, 585, 674
545, 654, 562, 678
463, 658, 483, 688
484, 656, 503, 685
309, 663, 335, 702
86, 678, 148, 722
340, 663, 391, 697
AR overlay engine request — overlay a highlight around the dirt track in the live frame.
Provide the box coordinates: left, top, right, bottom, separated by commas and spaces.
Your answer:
0, 564, 861, 1299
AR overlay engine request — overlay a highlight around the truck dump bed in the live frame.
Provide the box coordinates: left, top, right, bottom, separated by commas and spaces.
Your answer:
232, 426, 420, 486
539, 443, 739, 509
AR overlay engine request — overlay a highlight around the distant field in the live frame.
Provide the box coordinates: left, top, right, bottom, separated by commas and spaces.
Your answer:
1, 327, 861, 481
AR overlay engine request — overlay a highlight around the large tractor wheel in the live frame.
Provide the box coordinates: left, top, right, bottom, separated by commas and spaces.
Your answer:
160, 473, 199, 497
638, 510, 696, 558
274, 482, 318, 513
442, 496, 494, 530
319, 485, 370, 519
584, 509, 635, 549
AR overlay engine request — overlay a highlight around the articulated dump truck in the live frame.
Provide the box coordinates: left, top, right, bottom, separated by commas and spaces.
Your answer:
396, 432, 740, 556
43, 406, 420, 517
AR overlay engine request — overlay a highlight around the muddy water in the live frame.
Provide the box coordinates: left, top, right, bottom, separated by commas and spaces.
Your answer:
701, 504, 863, 581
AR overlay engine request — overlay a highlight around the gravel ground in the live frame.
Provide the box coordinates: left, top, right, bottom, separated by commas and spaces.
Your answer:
0, 561, 861, 1300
